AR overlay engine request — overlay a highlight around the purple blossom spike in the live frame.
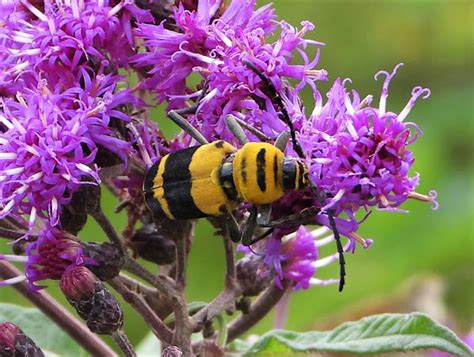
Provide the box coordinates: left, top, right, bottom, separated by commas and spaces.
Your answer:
0, 72, 136, 226
238, 225, 368, 290
288, 64, 438, 243
275, 226, 318, 290
132, 0, 326, 143
0, 0, 152, 80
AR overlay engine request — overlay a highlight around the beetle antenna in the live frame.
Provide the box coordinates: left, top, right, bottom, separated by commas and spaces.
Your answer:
244, 59, 345, 290
327, 209, 346, 292
243, 60, 305, 159
309, 182, 346, 292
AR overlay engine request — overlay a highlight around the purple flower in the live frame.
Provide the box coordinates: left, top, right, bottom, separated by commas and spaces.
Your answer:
269, 226, 318, 290
0, 223, 94, 290
25, 224, 94, 290
132, 0, 326, 143
278, 64, 438, 247
132, 0, 276, 101
239, 226, 368, 290
0, 71, 135, 227
0, 0, 151, 79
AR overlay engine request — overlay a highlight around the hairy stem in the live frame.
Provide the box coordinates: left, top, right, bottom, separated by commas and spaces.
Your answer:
122, 258, 191, 352
117, 273, 172, 320
174, 236, 187, 290
91, 205, 126, 256
111, 330, 136, 357
170, 294, 193, 355
109, 277, 173, 344
122, 257, 175, 298
170, 226, 193, 354
0, 261, 117, 357
222, 232, 236, 290
227, 283, 287, 342
191, 288, 240, 332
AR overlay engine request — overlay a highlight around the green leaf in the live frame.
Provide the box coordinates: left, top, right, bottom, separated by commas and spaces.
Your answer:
0, 303, 87, 357
231, 313, 474, 356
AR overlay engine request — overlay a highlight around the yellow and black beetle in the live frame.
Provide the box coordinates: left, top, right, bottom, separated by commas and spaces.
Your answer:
143, 113, 312, 246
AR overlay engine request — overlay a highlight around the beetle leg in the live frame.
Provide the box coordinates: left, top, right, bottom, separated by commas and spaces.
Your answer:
256, 204, 272, 226
274, 131, 290, 152
167, 110, 209, 145
245, 226, 275, 247
241, 206, 258, 246
328, 210, 346, 292
260, 206, 318, 228
224, 213, 242, 243
225, 114, 249, 145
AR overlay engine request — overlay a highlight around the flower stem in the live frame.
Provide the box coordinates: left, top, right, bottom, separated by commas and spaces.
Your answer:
112, 330, 136, 357
0, 261, 117, 357
122, 257, 175, 297
109, 277, 173, 344
170, 231, 193, 354
117, 273, 173, 319
174, 236, 187, 289
222, 230, 236, 290
91, 205, 126, 256
122, 257, 192, 353
191, 232, 239, 331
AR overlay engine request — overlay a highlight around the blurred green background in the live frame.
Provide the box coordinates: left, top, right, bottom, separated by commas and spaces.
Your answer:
1, 0, 473, 352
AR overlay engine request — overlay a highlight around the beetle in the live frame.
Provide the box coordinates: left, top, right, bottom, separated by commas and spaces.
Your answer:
143, 113, 312, 246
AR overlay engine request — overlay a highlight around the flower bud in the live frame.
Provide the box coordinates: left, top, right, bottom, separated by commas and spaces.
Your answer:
129, 224, 176, 265
0, 322, 44, 357
60, 266, 123, 335
60, 184, 101, 235
162, 346, 183, 357
82, 242, 124, 281
26, 227, 93, 288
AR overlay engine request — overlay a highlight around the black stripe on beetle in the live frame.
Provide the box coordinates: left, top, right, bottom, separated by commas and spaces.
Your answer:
273, 154, 279, 186
256, 148, 267, 192
162, 146, 206, 219
240, 157, 247, 184
297, 161, 305, 189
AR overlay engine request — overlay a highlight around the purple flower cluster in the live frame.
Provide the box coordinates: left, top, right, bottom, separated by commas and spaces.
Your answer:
298, 64, 434, 215
132, 0, 326, 143
0, 0, 436, 294
0, 0, 151, 80
0, 71, 137, 228
0, 1, 143, 231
